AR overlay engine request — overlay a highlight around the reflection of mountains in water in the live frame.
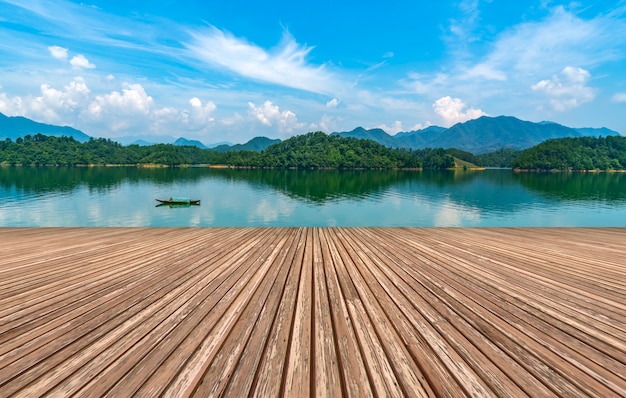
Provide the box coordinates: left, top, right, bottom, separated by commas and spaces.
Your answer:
206, 169, 511, 204
0, 166, 213, 193
208, 169, 421, 203
514, 172, 626, 202
3, 167, 626, 207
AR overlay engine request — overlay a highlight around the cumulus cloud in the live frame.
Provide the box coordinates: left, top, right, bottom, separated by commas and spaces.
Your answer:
376, 121, 405, 135
531, 66, 595, 111
612, 93, 626, 103
0, 92, 24, 116
182, 97, 216, 127
86, 83, 154, 131
326, 98, 339, 108
70, 54, 96, 69
186, 27, 340, 95
48, 45, 68, 60
433, 96, 487, 126
32, 77, 91, 123
247, 100, 303, 134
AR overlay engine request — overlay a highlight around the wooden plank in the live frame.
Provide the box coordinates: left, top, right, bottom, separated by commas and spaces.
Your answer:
0, 228, 624, 397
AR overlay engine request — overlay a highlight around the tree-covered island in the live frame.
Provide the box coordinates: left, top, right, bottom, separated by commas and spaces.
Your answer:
512, 136, 626, 171
0, 131, 456, 169
3, 131, 625, 171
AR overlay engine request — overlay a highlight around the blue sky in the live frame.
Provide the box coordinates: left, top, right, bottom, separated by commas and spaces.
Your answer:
1, 0, 625, 144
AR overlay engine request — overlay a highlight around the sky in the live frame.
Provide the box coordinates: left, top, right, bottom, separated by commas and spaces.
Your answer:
1, 0, 625, 144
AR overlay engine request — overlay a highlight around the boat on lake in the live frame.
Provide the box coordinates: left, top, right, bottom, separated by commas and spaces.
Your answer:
155, 197, 201, 206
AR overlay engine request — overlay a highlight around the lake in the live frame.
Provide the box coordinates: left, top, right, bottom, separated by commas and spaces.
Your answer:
2, 167, 626, 227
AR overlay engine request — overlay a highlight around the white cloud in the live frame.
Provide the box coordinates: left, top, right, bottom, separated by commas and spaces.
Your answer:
31, 77, 91, 123
463, 63, 507, 81
472, 7, 622, 78
48, 45, 68, 60
448, 0, 482, 44
70, 54, 96, 69
433, 96, 487, 126
376, 121, 404, 134
410, 121, 433, 131
186, 27, 340, 95
86, 83, 154, 131
326, 98, 339, 108
0, 92, 24, 116
308, 114, 342, 133
247, 100, 304, 134
183, 97, 216, 127
612, 93, 626, 103
531, 66, 595, 111
404, 73, 448, 95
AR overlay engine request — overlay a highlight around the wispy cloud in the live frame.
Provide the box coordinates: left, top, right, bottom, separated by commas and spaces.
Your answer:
531, 66, 596, 111
612, 92, 626, 103
465, 6, 626, 80
185, 27, 342, 95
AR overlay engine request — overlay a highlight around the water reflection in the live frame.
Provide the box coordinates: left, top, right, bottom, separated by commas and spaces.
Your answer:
513, 172, 626, 202
1, 167, 626, 226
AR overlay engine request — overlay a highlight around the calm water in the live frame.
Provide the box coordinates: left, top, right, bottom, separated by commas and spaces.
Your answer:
1, 167, 626, 227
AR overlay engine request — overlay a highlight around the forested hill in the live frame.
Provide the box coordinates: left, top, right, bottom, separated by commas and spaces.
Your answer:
512, 136, 626, 171
0, 131, 459, 169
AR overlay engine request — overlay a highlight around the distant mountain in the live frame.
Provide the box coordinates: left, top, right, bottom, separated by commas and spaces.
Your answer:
213, 136, 281, 152
127, 139, 154, 146
0, 112, 91, 143
332, 116, 622, 154
331, 127, 398, 148
173, 137, 208, 149
206, 141, 233, 148
394, 126, 448, 148
431, 116, 584, 154
574, 127, 621, 137
113, 135, 179, 146
116, 135, 230, 148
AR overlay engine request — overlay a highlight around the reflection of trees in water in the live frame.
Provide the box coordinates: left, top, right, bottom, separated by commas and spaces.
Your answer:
514, 172, 626, 202
3, 167, 625, 206
207, 169, 417, 203
0, 166, 214, 193
207, 169, 512, 203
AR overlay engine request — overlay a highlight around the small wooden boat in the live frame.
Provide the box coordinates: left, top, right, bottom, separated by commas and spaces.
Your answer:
155, 197, 201, 206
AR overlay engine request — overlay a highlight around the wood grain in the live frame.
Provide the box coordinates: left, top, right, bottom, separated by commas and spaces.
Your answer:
0, 228, 624, 397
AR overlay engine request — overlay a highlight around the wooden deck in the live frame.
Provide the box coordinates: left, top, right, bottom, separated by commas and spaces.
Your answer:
0, 228, 625, 397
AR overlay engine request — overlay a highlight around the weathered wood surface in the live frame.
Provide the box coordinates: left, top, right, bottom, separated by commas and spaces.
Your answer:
0, 227, 624, 397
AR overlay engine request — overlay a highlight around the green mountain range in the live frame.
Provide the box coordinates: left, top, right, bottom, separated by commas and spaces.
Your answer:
212, 136, 281, 152
0, 112, 90, 143
333, 116, 621, 154
1, 112, 621, 155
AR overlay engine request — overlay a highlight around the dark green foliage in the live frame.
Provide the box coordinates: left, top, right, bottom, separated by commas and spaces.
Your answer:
0, 135, 211, 166
477, 148, 522, 167
413, 148, 455, 169
512, 136, 626, 170
0, 132, 427, 169
216, 132, 423, 169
